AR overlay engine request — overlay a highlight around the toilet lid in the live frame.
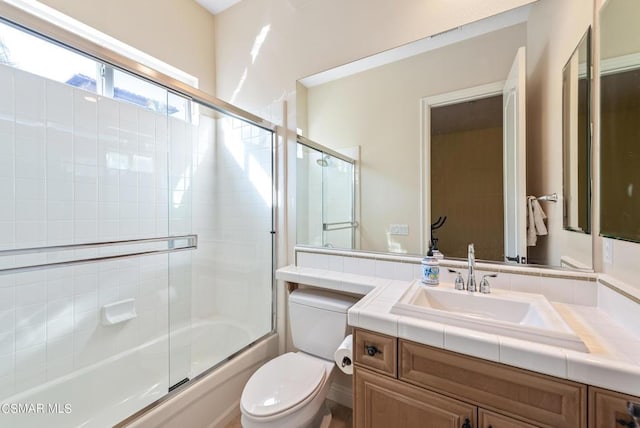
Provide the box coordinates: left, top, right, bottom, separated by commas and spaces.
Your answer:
241, 353, 327, 417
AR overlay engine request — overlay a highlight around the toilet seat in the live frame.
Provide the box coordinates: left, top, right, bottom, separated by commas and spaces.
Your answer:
241, 352, 327, 419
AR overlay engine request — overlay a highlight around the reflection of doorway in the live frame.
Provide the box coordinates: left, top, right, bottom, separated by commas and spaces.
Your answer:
430, 96, 504, 260
421, 47, 526, 263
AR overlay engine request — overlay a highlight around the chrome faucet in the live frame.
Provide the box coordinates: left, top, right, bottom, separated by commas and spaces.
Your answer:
480, 273, 498, 294
467, 243, 476, 292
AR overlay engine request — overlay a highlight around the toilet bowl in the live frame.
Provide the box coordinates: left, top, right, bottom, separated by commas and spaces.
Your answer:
240, 289, 357, 428
240, 352, 335, 428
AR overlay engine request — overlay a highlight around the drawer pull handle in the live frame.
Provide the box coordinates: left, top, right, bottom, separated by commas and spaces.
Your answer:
461, 417, 472, 428
629, 402, 640, 419
616, 418, 636, 428
365, 345, 381, 356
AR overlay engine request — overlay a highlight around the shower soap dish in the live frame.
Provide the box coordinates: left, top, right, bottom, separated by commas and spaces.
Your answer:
102, 298, 138, 326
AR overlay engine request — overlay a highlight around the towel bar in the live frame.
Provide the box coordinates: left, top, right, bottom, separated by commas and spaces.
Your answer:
535, 193, 558, 202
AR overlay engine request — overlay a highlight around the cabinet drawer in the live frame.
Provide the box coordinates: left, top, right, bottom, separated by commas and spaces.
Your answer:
355, 366, 476, 428
589, 386, 640, 428
479, 408, 537, 428
399, 340, 586, 428
354, 329, 397, 377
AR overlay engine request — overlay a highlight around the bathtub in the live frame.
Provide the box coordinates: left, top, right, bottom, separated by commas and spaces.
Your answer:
0, 320, 277, 428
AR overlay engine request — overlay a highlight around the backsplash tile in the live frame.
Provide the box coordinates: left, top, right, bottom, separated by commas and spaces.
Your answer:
294, 247, 599, 306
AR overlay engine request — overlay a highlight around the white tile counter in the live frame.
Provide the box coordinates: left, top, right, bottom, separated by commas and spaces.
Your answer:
276, 265, 640, 397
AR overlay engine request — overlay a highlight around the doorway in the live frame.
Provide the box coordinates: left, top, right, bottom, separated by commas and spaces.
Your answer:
430, 96, 504, 260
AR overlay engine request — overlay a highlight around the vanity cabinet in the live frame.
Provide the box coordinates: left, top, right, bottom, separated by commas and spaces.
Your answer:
355, 367, 476, 428
353, 328, 587, 428
589, 387, 640, 428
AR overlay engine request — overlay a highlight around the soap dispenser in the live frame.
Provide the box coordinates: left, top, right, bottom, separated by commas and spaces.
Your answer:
421, 247, 440, 286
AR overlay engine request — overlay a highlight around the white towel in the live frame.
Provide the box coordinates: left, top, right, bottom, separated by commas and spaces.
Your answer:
527, 196, 548, 246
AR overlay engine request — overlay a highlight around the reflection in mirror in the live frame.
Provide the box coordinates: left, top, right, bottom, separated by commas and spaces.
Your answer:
600, 0, 640, 243
296, 137, 357, 249
295, 2, 594, 270
562, 28, 591, 234
430, 96, 504, 260
297, 9, 529, 260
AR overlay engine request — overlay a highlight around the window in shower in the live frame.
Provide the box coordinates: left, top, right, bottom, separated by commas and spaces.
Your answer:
0, 20, 189, 118
0, 19, 98, 90
296, 138, 357, 249
0, 14, 274, 428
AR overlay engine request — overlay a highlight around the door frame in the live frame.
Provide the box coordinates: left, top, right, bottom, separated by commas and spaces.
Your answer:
419, 81, 505, 254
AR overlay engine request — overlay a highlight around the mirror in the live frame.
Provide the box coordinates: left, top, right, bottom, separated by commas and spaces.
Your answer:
296, 136, 357, 249
562, 28, 591, 235
600, 0, 640, 243
296, 2, 594, 269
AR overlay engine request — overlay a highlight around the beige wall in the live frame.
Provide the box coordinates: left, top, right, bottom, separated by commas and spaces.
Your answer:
213, 0, 537, 123
38, 0, 217, 94
303, 25, 526, 254
525, 0, 593, 267
600, 0, 640, 60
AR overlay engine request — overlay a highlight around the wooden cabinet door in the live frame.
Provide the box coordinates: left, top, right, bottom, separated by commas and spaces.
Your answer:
478, 409, 537, 428
355, 366, 476, 428
589, 386, 640, 428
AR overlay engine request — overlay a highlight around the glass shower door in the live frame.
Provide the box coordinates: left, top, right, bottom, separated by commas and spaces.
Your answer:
296, 139, 356, 249
168, 100, 275, 386
321, 154, 356, 248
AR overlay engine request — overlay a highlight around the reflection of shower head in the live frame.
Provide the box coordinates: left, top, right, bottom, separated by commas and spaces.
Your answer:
316, 155, 330, 167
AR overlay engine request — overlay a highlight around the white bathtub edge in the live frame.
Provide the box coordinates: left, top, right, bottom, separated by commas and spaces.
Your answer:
123, 333, 279, 428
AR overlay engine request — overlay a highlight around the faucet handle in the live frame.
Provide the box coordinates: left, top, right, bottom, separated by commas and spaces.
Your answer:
448, 269, 465, 290
480, 273, 498, 294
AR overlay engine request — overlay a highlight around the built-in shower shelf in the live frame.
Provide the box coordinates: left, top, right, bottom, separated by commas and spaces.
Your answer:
102, 298, 138, 326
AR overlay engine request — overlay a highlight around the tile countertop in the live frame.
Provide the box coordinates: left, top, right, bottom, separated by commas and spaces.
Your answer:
276, 265, 640, 397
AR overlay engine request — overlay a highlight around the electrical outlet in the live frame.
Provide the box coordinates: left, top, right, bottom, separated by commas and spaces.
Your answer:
389, 224, 409, 236
603, 238, 613, 265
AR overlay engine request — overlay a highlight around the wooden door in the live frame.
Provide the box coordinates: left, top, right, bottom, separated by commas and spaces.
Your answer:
354, 366, 476, 428
589, 386, 640, 428
503, 46, 527, 263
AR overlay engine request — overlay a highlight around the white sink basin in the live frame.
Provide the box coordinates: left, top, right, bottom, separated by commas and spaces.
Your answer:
391, 281, 588, 352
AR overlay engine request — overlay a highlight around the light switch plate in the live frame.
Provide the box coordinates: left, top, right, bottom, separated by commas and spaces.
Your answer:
389, 224, 409, 235
603, 238, 613, 265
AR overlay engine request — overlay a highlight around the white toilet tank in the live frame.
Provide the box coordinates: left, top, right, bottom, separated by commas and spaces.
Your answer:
289, 289, 357, 361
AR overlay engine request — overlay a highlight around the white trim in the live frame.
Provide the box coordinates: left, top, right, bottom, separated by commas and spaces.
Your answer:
600, 52, 640, 75
423, 81, 505, 108
419, 82, 504, 253
3, 0, 199, 88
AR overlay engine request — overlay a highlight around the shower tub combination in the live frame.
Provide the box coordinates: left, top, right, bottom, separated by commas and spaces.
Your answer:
2, 319, 267, 428
0, 4, 276, 427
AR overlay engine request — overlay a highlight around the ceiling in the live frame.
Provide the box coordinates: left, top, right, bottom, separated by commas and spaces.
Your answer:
195, 0, 243, 15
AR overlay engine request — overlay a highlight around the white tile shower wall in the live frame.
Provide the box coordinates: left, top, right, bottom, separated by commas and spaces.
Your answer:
168, 116, 195, 384
190, 115, 273, 349
0, 64, 183, 399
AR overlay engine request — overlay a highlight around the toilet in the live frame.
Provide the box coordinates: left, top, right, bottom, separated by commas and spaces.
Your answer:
240, 288, 357, 428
